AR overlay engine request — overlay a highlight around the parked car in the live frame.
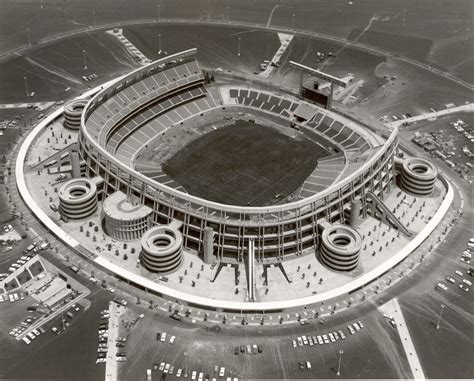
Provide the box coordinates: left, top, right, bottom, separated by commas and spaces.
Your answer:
436, 282, 448, 291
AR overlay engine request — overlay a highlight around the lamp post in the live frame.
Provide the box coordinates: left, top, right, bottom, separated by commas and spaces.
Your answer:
292, 13, 295, 30
26, 28, 31, 46
158, 34, 162, 54
184, 351, 188, 377
436, 304, 445, 330
157, 3, 160, 21
237, 36, 241, 68
336, 349, 344, 376
24, 76, 30, 97
82, 50, 87, 70
92, 11, 96, 28
227, 5, 230, 23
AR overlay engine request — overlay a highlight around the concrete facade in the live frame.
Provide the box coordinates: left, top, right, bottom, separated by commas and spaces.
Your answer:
103, 191, 153, 241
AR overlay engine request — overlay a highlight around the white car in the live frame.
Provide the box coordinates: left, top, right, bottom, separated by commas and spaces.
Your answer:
306, 361, 312, 370
198, 372, 204, 381
191, 371, 197, 380
292, 340, 297, 348
219, 367, 226, 377
455, 270, 463, 277
352, 322, 361, 331
159, 362, 165, 371
463, 279, 472, 286
161, 333, 167, 342
176, 368, 182, 378
22, 337, 31, 345
436, 282, 448, 291
169, 335, 176, 344
164, 363, 170, 374
446, 277, 455, 284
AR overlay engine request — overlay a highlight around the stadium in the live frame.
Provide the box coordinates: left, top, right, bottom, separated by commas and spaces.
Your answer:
77, 48, 399, 266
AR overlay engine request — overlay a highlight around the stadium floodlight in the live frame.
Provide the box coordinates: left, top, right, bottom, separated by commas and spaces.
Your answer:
24, 76, 30, 97
336, 349, 344, 376
82, 50, 87, 70
436, 304, 446, 330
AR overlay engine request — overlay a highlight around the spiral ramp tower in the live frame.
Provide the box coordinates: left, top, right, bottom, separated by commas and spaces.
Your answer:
400, 157, 438, 196
319, 225, 362, 271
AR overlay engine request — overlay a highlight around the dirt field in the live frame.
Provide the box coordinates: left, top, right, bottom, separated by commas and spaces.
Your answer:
162, 120, 328, 206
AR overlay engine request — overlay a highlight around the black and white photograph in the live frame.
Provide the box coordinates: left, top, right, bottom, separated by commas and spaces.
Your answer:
0, 1, 472, 380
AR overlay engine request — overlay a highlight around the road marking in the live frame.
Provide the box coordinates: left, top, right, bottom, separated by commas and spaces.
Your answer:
379, 298, 425, 380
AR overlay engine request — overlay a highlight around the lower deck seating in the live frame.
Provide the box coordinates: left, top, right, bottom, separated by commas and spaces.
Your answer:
297, 153, 346, 199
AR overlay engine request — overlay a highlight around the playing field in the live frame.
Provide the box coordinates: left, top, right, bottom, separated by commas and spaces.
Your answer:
162, 120, 328, 206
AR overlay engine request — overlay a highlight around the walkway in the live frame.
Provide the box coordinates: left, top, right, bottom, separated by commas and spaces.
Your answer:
379, 298, 425, 380
385, 103, 474, 128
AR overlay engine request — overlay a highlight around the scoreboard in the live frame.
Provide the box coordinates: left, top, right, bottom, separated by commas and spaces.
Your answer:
301, 86, 329, 108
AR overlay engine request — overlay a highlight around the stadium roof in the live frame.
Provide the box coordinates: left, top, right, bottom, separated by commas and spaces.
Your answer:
294, 103, 318, 121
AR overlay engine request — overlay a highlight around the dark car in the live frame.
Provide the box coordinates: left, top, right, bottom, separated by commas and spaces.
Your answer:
299, 362, 305, 370
234, 346, 239, 355
240, 345, 245, 353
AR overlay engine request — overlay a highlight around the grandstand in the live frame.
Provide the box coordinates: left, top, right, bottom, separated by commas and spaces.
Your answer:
78, 49, 398, 260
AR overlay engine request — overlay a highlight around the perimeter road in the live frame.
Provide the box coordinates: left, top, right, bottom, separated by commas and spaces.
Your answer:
379, 298, 425, 380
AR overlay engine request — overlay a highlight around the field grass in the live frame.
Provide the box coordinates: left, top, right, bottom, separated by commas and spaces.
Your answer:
162, 120, 328, 207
